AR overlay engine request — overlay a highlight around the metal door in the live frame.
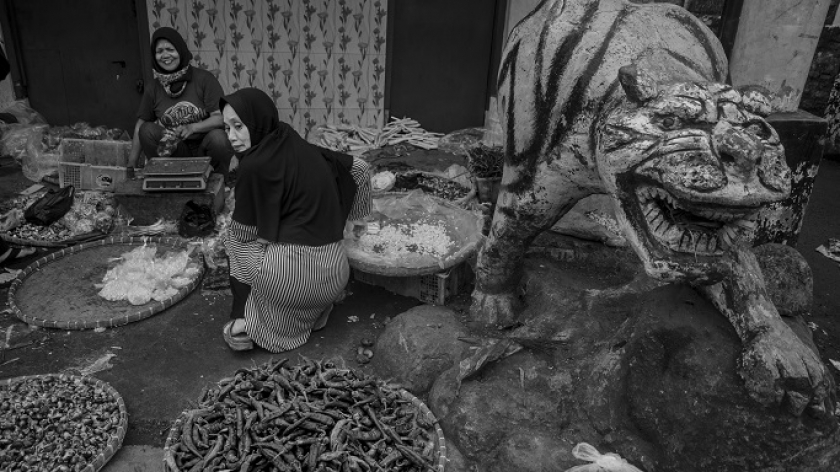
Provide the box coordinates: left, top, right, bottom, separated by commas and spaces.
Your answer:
5, 0, 145, 132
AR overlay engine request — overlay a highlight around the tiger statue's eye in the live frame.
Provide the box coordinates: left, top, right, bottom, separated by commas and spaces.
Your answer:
658, 116, 680, 130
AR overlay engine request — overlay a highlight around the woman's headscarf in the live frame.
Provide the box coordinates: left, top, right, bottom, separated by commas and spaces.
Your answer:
220, 88, 357, 246
151, 27, 193, 98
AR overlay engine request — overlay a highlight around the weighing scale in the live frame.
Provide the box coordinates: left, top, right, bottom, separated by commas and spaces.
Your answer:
142, 157, 213, 192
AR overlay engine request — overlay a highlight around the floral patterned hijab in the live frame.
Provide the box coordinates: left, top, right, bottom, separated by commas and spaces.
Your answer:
150, 27, 193, 98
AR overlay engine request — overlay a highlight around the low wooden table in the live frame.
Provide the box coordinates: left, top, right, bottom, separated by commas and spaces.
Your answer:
113, 173, 225, 226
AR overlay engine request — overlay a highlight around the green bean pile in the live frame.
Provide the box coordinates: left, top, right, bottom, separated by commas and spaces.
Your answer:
165, 358, 440, 472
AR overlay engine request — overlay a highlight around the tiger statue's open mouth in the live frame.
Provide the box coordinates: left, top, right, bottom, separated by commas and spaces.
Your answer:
635, 185, 758, 256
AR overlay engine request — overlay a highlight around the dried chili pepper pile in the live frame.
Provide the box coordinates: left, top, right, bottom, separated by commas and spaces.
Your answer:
165, 358, 440, 472
0, 375, 125, 472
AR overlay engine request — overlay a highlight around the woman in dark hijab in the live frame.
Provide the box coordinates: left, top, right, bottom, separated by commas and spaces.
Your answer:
127, 27, 233, 175
220, 88, 371, 352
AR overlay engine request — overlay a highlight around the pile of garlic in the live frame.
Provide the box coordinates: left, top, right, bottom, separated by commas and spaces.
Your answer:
97, 245, 200, 305
358, 222, 453, 259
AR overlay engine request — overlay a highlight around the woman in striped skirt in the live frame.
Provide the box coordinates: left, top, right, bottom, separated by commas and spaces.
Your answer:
219, 88, 370, 352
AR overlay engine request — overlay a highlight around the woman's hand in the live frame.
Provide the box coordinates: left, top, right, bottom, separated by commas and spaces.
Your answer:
176, 124, 196, 140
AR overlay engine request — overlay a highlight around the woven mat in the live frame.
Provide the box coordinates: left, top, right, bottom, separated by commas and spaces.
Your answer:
7, 236, 204, 329
0, 373, 128, 472
0, 229, 110, 247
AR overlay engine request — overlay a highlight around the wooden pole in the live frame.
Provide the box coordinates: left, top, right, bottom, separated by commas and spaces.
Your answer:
728, 0, 831, 112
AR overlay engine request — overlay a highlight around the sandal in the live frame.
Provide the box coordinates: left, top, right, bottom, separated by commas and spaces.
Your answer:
313, 303, 334, 332
0, 247, 36, 265
223, 320, 254, 351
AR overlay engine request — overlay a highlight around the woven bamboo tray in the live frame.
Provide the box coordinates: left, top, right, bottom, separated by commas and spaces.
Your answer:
7, 236, 204, 329
162, 388, 446, 472
0, 373, 127, 472
0, 228, 110, 248
346, 192, 483, 277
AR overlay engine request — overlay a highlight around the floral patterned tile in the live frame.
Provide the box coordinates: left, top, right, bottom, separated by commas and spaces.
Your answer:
271, 0, 301, 54
226, 51, 261, 92
225, 0, 264, 54
337, 0, 371, 56
192, 49, 227, 85
263, 52, 300, 109
334, 107, 365, 128
371, 0, 387, 55
300, 54, 334, 111
335, 53, 370, 110
300, 0, 335, 55
301, 107, 331, 140
369, 54, 386, 110
149, 0, 190, 35
361, 107, 384, 129
278, 107, 302, 132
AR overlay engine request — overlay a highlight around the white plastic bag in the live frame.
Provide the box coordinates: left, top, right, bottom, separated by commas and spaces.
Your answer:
564, 443, 644, 472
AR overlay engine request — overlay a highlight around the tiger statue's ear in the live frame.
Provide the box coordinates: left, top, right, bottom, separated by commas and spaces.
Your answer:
618, 64, 659, 104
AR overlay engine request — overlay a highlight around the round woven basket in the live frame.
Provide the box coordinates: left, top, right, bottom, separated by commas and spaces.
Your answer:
162, 387, 446, 472
7, 236, 204, 329
0, 229, 110, 248
0, 373, 128, 472
346, 192, 483, 277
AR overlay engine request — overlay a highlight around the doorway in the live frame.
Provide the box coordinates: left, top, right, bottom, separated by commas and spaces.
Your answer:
386, 0, 508, 133
1, 0, 146, 132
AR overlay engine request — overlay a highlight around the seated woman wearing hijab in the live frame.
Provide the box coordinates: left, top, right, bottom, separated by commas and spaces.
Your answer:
127, 27, 234, 174
219, 88, 371, 352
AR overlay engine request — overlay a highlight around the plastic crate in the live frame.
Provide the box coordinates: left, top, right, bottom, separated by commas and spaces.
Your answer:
59, 139, 131, 166
58, 139, 133, 191
59, 162, 134, 191
353, 261, 474, 305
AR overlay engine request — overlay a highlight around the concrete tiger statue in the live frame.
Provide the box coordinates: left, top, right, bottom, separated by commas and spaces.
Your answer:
473, 0, 831, 415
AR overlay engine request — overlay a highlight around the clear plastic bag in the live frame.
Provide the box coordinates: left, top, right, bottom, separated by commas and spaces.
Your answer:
438, 127, 487, 156
22, 126, 60, 182
0, 100, 48, 125
564, 443, 644, 472
0, 123, 47, 164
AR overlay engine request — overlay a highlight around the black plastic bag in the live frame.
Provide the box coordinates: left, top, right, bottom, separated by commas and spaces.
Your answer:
178, 200, 215, 238
24, 186, 75, 226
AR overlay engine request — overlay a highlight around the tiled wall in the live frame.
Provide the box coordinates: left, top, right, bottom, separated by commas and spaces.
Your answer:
146, 0, 387, 138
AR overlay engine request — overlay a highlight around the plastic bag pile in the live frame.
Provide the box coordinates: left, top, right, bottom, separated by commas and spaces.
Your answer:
97, 245, 200, 305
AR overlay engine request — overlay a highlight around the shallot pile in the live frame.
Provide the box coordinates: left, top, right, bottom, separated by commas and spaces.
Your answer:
165, 358, 440, 472
0, 375, 124, 472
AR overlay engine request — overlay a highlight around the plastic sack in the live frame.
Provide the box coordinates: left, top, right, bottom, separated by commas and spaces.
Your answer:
0, 123, 48, 164
157, 130, 182, 157
24, 186, 75, 227
178, 200, 215, 238
22, 126, 60, 182
438, 128, 487, 157
0, 100, 48, 125
563, 443, 644, 472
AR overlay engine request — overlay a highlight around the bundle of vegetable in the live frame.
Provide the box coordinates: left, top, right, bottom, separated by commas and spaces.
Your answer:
317, 117, 443, 154
465, 145, 504, 179
358, 220, 454, 259
97, 244, 200, 305
0, 374, 125, 472
393, 172, 471, 201
164, 358, 441, 472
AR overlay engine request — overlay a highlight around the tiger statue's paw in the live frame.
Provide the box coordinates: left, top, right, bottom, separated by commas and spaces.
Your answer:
470, 290, 521, 328
739, 327, 831, 417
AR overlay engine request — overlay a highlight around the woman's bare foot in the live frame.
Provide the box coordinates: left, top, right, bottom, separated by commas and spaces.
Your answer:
230, 318, 247, 336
